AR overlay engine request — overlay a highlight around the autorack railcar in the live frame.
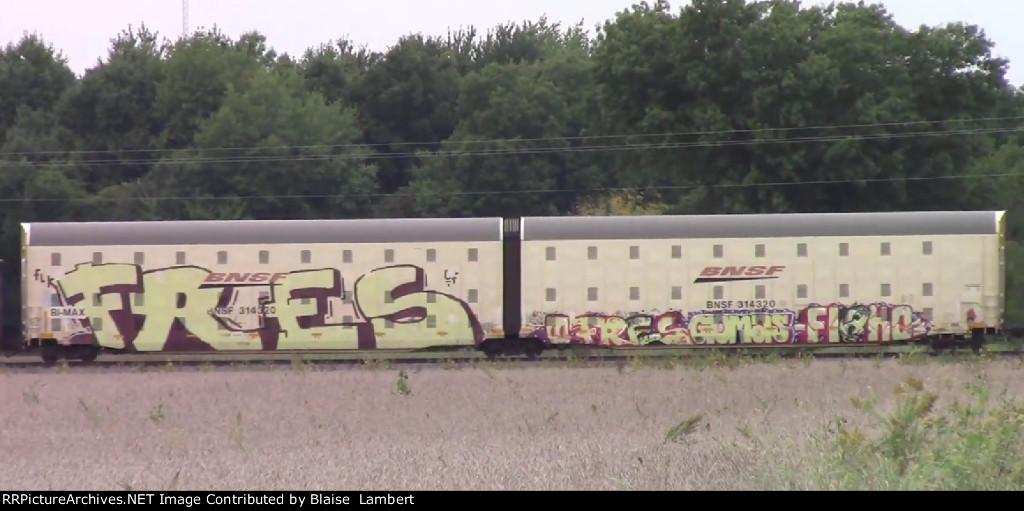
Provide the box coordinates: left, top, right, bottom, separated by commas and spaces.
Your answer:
13, 210, 1007, 363
20, 217, 509, 364
515, 210, 1005, 351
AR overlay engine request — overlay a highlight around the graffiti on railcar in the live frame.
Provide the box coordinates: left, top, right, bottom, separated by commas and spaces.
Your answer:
526, 303, 934, 346
33, 263, 485, 351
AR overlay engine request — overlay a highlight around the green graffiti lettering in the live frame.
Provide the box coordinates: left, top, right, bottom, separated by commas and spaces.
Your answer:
686, 313, 795, 345
58, 263, 137, 349
689, 315, 724, 345
655, 315, 693, 345
803, 307, 824, 343
624, 317, 648, 344
828, 306, 840, 342
723, 315, 753, 343
41, 262, 485, 352
275, 269, 359, 350
134, 267, 225, 351
354, 265, 477, 349
890, 306, 913, 341
569, 317, 588, 340
596, 316, 628, 345
545, 315, 569, 341
529, 303, 934, 346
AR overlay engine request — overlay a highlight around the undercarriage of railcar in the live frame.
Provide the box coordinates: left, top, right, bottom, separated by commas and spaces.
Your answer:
5, 325, 1009, 366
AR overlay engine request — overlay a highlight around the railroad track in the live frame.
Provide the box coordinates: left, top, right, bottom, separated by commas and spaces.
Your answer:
2, 341, 1022, 372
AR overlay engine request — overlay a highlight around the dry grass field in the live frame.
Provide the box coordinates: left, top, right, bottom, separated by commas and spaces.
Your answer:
2, 353, 1023, 491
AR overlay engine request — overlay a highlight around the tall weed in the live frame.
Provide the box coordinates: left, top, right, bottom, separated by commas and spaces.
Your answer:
812, 376, 1024, 490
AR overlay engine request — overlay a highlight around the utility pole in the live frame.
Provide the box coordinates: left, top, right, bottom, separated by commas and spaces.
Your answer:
182, 0, 190, 38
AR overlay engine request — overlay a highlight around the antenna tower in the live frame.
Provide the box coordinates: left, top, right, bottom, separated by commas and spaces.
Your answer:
182, 0, 190, 38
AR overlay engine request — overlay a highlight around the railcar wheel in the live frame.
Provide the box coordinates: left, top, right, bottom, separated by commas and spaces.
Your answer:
77, 345, 100, 363
480, 339, 503, 360
523, 339, 544, 361
40, 343, 59, 366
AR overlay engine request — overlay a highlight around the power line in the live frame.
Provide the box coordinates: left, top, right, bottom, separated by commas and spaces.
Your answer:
1, 124, 1022, 169
1, 114, 1023, 159
1, 170, 1019, 204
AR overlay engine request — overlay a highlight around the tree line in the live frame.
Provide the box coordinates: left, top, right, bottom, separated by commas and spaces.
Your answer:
3, 0, 1024, 335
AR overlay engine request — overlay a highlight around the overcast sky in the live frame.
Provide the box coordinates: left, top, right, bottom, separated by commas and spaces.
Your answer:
3, 0, 1023, 86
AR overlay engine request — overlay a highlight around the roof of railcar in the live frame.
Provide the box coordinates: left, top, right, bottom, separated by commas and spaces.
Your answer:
519, 210, 1006, 241
20, 211, 1005, 246
22, 217, 505, 246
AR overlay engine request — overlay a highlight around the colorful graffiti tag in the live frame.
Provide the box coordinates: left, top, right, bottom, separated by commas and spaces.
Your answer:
36, 263, 485, 351
527, 303, 934, 346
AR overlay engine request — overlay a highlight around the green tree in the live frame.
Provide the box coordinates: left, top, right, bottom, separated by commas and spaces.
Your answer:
147, 65, 378, 220
410, 61, 578, 216
590, 0, 1016, 215
299, 38, 375, 106
0, 33, 75, 144
349, 35, 463, 216
49, 25, 167, 193
155, 29, 275, 150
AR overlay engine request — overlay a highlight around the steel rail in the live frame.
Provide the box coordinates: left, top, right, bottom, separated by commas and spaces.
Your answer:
1, 342, 1021, 371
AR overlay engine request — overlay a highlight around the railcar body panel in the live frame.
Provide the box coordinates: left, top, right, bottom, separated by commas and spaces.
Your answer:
21, 217, 505, 352
518, 211, 1005, 348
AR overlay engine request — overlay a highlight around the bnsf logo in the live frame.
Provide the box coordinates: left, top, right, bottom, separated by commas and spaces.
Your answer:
199, 272, 289, 288
693, 265, 785, 284
700, 266, 785, 277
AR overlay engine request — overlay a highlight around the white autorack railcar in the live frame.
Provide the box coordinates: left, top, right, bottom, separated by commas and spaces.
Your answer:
515, 210, 1004, 349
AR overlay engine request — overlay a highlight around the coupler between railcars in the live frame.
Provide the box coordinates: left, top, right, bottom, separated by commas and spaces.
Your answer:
478, 336, 546, 360
2, 337, 24, 357
926, 328, 990, 355
969, 328, 987, 354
